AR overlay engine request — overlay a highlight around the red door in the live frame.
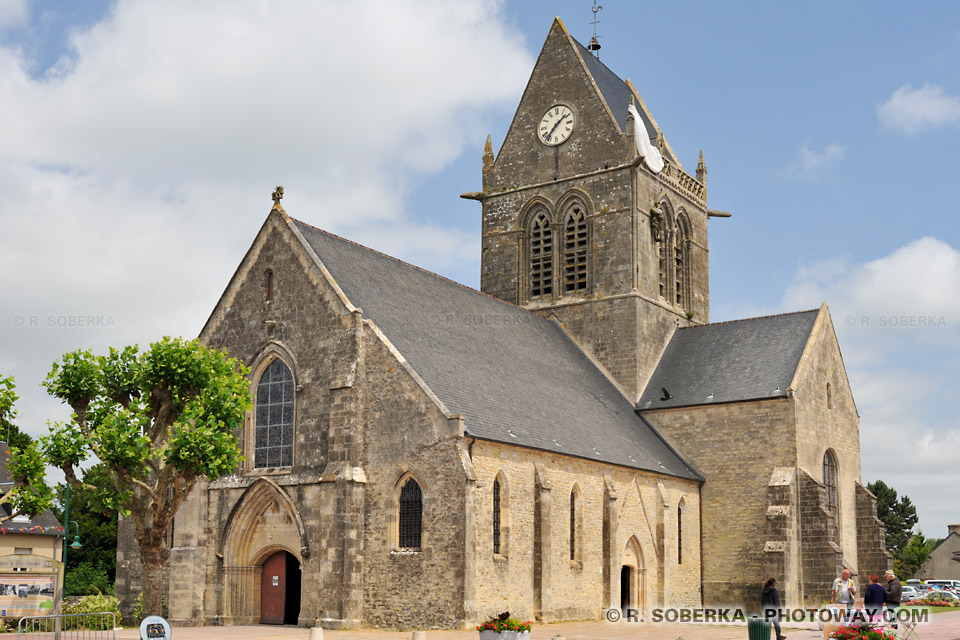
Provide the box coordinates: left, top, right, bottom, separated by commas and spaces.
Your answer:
260, 551, 286, 624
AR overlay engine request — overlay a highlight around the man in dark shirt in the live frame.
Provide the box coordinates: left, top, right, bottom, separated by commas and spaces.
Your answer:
884, 570, 902, 627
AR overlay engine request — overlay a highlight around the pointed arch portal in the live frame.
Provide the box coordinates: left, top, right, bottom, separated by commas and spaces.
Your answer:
220, 479, 305, 624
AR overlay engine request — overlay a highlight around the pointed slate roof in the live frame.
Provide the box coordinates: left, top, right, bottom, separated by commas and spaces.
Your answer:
639, 310, 820, 411
293, 219, 700, 481
572, 38, 654, 138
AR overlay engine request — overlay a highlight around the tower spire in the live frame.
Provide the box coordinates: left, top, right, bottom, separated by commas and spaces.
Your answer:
696, 150, 707, 186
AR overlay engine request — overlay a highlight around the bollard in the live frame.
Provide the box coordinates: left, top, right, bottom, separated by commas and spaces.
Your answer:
309, 627, 324, 640
412, 632, 427, 640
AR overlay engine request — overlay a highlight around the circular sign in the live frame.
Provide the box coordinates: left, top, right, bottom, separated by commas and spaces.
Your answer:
140, 615, 172, 640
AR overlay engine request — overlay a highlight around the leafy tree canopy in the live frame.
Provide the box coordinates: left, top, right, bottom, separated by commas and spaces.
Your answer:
43, 338, 250, 616
0, 375, 54, 522
897, 531, 941, 578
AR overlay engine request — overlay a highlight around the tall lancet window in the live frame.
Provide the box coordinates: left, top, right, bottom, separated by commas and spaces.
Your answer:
823, 450, 839, 517
563, 205, 588, 293
674, 215, 689, 310
254, 359, 294, 468
530, 211, 553, 299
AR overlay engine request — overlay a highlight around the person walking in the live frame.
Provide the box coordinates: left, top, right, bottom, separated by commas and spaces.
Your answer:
762, 577, 787, 640
831, 569, 857, 620
884, 569, 901, 628
864, 574, 885, 621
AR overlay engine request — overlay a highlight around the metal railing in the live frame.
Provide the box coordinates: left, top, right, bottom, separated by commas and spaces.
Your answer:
17, 612, 116, 638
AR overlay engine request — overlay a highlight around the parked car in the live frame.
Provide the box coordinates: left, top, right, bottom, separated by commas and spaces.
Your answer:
926, 579, 960, 591
901, 586, 920, 600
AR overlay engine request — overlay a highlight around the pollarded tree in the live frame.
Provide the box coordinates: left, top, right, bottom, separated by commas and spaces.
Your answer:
42, 338, 250, 617
0, 375, 54, 523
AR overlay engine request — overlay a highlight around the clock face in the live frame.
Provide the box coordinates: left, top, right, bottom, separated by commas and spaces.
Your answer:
538, 105, 575, 146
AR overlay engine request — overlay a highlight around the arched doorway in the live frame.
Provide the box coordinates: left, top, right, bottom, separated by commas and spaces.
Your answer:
620, 536, 646, 615
260, 550, 301, 625
219, 479, 307, 625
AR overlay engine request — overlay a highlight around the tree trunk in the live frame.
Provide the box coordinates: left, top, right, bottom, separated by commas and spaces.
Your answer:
141, 551, 166, 618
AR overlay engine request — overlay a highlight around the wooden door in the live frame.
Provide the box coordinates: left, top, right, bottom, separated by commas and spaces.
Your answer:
260, 551, 286, 624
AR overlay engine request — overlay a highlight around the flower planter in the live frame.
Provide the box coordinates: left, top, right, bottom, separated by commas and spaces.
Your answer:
478, 631, 530, 640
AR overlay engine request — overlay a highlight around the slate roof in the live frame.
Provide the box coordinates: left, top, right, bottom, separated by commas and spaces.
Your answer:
0, 444, 63, 536
573, 38, 655, 138
639, 310, 820, 411
294, 220, 700, 481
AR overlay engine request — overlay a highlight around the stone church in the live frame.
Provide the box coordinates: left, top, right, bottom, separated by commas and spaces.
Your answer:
116, 18, 890, 628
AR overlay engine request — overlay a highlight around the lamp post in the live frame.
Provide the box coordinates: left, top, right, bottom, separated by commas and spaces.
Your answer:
60, 484, 82, 602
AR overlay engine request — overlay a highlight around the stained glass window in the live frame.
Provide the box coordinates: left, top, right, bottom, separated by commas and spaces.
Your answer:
255, 359, 294, 468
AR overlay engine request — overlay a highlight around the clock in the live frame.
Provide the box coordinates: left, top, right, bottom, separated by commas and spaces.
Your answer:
538, 104, 575, 146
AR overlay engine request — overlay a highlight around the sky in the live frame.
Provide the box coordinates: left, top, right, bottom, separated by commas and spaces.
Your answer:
0, 1, 958, 540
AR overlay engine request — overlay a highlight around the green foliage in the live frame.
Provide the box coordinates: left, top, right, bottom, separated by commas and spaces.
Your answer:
133, 591, 143, 622
897, 531, 940, 578
54, 464, 120, 593
64, 561, 114, 596
0, 376, 54, 522
868, 479, 919, 557
63, 592, 123, 627
42, 338, 250, 616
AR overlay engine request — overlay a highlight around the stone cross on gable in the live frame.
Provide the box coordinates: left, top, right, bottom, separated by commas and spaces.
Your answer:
272, 186, 284, 206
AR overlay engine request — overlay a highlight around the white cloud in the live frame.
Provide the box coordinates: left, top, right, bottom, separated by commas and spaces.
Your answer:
785, 142, 845, 178
0, 0, 532, 436
780, 237, 960, 536
0, 0, 26, 30
877, 83, 960, 135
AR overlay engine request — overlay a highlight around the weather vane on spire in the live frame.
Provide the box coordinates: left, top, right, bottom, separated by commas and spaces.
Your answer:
588, 0, 603, 58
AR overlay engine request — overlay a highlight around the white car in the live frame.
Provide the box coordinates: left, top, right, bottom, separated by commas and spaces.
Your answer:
901, 585, 920, 600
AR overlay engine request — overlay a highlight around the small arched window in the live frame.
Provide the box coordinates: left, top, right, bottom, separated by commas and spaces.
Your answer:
254, 359, 294, 468
569, 489, 577, 561
677, 500, 684, 565
493, 479, 502, 554
530, 211, 554, 299
265, 270, 274, 301
398, 477, 423, 549
827, 382, 833, 410
563, 205, 588, 293
823, 450, 838, 516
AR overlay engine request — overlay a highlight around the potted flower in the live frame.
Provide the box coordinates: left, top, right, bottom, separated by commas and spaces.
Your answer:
476, 612, 532, 640
829, 622, 897, 640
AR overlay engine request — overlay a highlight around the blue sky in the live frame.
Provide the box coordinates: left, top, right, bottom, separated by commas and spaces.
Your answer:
0, 1, 957, 540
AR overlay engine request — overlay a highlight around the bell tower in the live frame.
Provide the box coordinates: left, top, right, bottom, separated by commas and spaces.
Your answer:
470, 18, 712, 402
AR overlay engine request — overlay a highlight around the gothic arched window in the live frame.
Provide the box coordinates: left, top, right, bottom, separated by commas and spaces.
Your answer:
254, 359, 294, 468
563, 205, 588, 293
530, 211, 553, 299
493, 478, 502, 554
398, 477, 423, 549
569, 489, 577, 561
674, 215, 689, 310
823, 450, 838, 516
677, 500, 684, 565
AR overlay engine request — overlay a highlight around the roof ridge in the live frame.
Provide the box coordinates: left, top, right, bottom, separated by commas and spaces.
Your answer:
571, 35, 626, 82
291, 217, 544, 317
680, 308, 820, 330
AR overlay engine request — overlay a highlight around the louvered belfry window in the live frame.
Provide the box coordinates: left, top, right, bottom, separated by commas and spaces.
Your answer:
563, 206, 588, 293
530, 212, 553, 299
255, 359, 294, 468
399, 478, 423, 548
493, 479, 502, 554
674, 224, 686, 308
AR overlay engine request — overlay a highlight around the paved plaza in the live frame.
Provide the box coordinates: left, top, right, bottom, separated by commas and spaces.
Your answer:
108, 611, 960, 640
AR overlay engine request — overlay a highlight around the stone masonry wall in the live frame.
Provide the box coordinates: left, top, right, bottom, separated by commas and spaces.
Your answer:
469, 440, 701, 624
854, 483, 893, 588
797, 469, 843, 606
791, 305, 862, 572
642, 399, 797, 608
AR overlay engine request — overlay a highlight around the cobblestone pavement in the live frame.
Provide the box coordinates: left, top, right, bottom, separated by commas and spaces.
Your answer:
109, 611, 960, 640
